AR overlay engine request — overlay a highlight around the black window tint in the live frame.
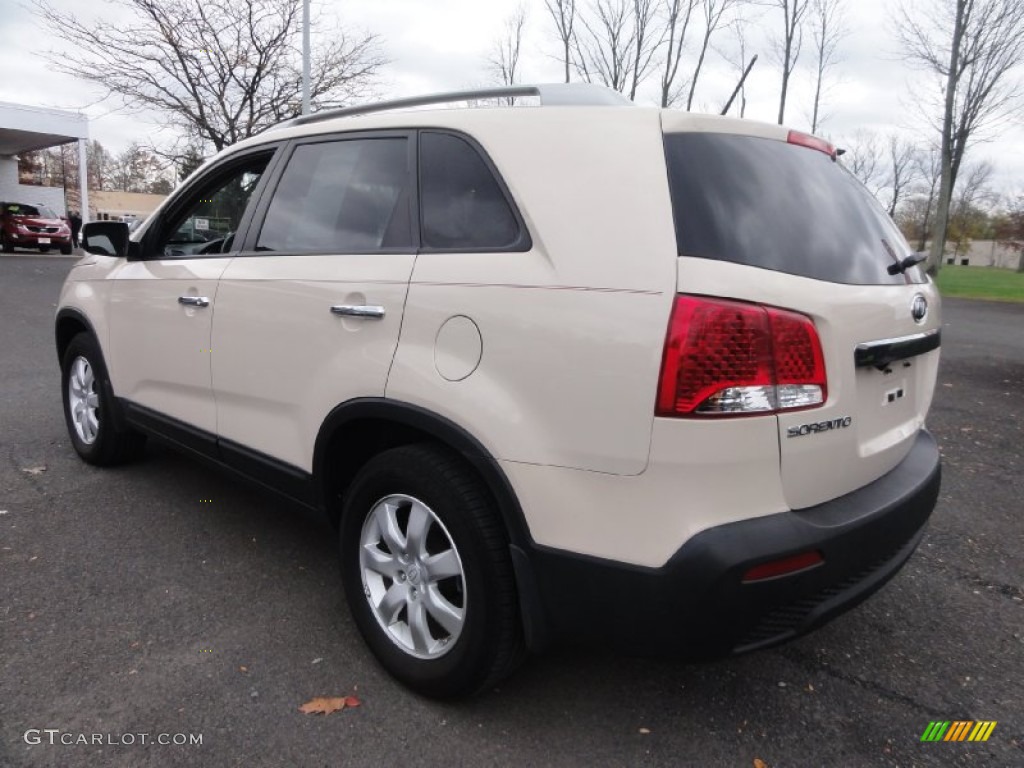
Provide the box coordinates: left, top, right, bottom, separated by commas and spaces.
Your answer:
664, 133, 925, 285
420, 132, 519, 250
257, 138, 410, 253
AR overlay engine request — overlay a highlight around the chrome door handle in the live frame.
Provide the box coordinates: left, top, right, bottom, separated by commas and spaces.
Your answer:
330, 304, 385, 319
178, 296, 210, 308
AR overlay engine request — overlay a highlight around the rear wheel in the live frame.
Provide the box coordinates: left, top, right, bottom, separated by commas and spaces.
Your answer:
340, 444, 524, 698
61, 333, 146, 465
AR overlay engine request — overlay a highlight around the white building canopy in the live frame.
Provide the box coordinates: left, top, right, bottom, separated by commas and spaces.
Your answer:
0, 102, 90, 221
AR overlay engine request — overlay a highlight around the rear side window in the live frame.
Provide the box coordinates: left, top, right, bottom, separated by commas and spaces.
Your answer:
664, 133, 924, 285
257, 138, 411, 253
419, 132, 523, 250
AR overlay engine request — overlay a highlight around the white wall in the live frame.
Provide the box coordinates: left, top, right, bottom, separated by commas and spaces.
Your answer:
944, 240, 1020, 269
0, 156, 67, 214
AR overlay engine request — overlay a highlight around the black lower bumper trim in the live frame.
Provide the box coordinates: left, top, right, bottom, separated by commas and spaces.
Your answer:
523, 429, 941, 658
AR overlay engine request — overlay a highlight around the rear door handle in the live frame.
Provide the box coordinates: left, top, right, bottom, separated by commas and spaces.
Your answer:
330, 304, 385, 319
178, 296, 210, 308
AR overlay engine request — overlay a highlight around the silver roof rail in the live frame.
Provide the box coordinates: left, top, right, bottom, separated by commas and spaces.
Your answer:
272, 83, 633, 131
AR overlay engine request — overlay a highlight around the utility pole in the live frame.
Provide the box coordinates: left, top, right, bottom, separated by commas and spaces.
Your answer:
302, 0, 311, 115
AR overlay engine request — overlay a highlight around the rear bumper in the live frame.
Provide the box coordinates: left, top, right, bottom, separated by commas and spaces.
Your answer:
519, 429, 941, 657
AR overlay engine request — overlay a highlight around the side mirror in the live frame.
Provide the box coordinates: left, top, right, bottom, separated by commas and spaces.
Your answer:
81, 221, 130, 258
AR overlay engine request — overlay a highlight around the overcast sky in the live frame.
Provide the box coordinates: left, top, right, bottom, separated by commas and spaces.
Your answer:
1, 0, 1022, 196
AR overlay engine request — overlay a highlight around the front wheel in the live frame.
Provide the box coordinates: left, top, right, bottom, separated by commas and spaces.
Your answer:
340, 444, 524, 698
60, 244, 73, 255
61, 333, 145, 465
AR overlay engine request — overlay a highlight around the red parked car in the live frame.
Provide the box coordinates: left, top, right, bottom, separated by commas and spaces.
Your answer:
0, 202, 73, 254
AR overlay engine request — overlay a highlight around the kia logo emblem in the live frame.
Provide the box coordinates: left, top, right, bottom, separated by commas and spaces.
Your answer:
911, 294, 928, 323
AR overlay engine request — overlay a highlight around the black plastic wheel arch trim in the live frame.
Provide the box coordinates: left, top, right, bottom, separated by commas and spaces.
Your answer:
313, 397, 550, 650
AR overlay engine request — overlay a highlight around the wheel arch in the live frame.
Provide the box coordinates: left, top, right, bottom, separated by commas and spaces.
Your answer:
313, 398, 549, 650
313, 399, 527, 541
55, 308, 99, 365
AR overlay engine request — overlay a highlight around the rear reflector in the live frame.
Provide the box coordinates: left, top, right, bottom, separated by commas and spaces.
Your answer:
656, 295, 827, 417
787, 130, 836, 159
742, 550, 824, 583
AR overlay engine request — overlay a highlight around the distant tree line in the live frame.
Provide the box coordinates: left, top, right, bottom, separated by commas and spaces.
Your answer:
17, 140, 174, 196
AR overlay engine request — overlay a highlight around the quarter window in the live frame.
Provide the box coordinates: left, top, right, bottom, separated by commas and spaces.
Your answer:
257, 138, 411, 253
419, 132, 520, 250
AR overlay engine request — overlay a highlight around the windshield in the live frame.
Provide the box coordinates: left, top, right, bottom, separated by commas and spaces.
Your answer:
663, 133, 925, 285
4, 203, 59, 219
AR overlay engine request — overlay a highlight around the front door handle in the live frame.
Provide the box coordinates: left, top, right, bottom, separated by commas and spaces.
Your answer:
178, 296, 210, 308
330, 304, 385, 319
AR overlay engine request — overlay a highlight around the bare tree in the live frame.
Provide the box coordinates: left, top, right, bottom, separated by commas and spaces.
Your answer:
947, 160, 995, 257
489, 5, 528, 98
660, 0, 699, 106
683, 0, 739, 109
900, 144, 943, 251
629, 0, 664, 99
1006, 194, 1024, 272
808, 0, 845, 133
840, 129, 885, 196
109, 142, 168, 193
574, 0, 663, 95
896, 0, 1024, 271
720, 17, 752, 115
772, 0, 810, 124
34, 0, 385, 154
545, 0, 578, 83
884, 135, 919, 218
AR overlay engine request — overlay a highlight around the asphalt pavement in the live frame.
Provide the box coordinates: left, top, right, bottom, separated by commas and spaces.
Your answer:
1, 253, 1021, 767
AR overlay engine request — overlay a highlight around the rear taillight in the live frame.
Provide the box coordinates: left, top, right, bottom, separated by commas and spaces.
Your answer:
656, 295, 826, 417
787, 130, 837, 159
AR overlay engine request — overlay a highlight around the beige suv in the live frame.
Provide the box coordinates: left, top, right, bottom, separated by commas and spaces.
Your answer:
56, 84, 942, 698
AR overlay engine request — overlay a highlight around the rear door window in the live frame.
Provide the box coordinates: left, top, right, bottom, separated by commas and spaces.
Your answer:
419, 132, 526, 251
257, 137, 412, 253
663, 133, 925, 285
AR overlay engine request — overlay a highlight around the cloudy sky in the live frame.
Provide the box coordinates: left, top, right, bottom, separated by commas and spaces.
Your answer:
1, 0, 1022, 194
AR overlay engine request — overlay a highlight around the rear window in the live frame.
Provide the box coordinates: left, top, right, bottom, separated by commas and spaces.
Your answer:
664, 133, 924, 285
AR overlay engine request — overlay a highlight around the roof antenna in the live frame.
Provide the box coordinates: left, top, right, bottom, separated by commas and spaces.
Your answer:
721, 54, 758, 116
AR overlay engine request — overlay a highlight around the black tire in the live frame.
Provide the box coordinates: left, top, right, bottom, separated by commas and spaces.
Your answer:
340, 444, 524, 699
60, 333, 146, 466
60, 244, 73, 255
1, 235, 12, 252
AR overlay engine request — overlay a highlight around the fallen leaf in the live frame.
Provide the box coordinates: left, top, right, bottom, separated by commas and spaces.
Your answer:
299, 696, 356, 715
22, 466, 47, 475
239, 666, 248, 673
754, 759, 768, 768
638, 727, 651, 735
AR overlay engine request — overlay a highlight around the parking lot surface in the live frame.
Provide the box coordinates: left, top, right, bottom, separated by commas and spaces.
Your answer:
1, 254, 1021, 767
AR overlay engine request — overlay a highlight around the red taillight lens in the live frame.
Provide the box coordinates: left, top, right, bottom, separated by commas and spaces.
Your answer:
787, 129, 836, 159
656, 296, 827, 417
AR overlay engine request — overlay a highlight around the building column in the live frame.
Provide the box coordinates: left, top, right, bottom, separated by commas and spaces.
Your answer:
78, 138, 89, 224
